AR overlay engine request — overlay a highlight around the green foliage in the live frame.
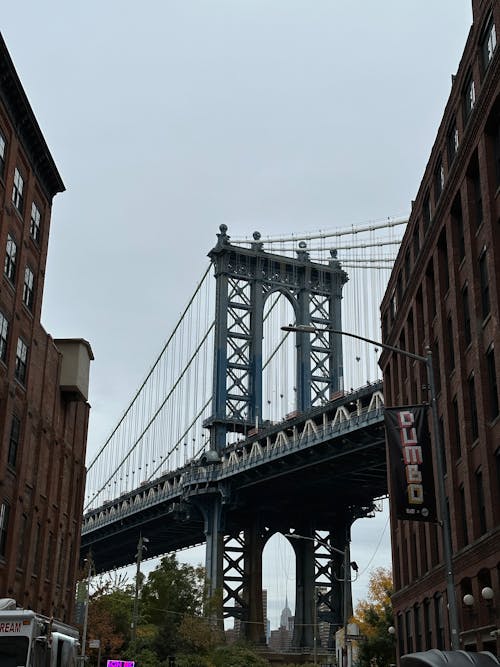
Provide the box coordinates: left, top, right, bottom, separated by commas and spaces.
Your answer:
353, 567, 396, 667
139, 555, 205, 660
211, 643, 268, 666
131, 647, 163, 667
86, 584, 134, 660
176, 654, 213, 667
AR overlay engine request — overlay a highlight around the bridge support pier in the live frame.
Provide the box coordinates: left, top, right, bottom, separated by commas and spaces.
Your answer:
287, 521, 355, 651
242, 522, 266, 645
199, 493, 225, 622
291, 526, 316, 649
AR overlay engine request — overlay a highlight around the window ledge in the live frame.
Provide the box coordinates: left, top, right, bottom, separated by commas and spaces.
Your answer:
488, 413, 500, 427
481, 312, 492, 329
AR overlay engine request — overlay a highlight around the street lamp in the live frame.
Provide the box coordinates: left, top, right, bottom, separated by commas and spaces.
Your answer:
131, 534, 149, 643
285, 532, 358, 667
80, 556, 94, 664
281, 324, 460, 650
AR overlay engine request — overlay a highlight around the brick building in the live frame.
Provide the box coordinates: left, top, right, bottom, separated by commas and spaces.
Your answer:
380, 1, 499, 657
0, 34, 92, 621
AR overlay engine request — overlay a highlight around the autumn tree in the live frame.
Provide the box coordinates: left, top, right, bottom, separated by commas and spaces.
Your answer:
86, 577, 134, 662
353, 567, 396, 667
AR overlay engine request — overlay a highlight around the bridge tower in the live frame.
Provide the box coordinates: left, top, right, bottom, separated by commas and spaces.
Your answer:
199, 225, 357, 649
206, 224, 348, 451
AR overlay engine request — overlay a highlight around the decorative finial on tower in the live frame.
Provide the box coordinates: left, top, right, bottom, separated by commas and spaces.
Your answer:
329, 248, 341, 269
296, 240, 310, 261
215, 224, 231, 250
251, 230, 264, 252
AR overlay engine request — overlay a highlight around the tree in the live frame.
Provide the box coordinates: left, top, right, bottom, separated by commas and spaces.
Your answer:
353, 567, 396, 667
210, 643, 268, 667
86, 578, 134, 661
139, 555, 205, 660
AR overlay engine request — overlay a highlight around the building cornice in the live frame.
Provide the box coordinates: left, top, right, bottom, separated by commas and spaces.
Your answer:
0, 33, 65, 200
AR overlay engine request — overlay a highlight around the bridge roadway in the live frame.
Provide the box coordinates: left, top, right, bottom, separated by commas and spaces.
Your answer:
81, 381, 387, 573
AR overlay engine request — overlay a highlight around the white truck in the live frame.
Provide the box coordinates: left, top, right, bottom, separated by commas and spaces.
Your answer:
0, 598, 80, 667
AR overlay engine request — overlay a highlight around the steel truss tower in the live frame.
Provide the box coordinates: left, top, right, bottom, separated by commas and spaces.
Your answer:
200, 225, 357, 648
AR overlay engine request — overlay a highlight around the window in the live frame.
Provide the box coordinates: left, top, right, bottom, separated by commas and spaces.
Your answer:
0, 130, 5, 178
472, 167, 483, 228
426, 263, 436, 319
397, 272, 403, 305
459, 486, 468, 547
17, 514, 27, 568
479, 249, 490, 319
390, 289, 397, 321
45, 533, 53, 580
452, 396, 461, 459
15, 337, 28, 384
404, 249, 411, 286
30, 202, 41, 243
415, 605, 422, 652
438, 230, 449, 291
382, 312, 388, 340
406, 609, 413, 653
434, 158, 445, 200
481, 16, 497, 70
423, 191, 432, 228
0, 311, 8, 363
7, 415, 20, 468
452, 195, 465, 262
12, 167, 24, 214
447, 316, 455, 372
0, 501, 10, 557
433, 340, 441, 395
486, 345, 499, 420
4, 234, 17, 283
475, 469, 487, 535
413, 222, 420, 258
434, 595, 444, 650
447, 120, 459, 164
439, 416, 446, 475
23, 266, 34, 311
492, 116, 500, 188
468, 373, 479, 441
462, 284, 471, 346
33, 522, 41, 576
397, 613, 405, 658
57, 538, 65, 582
423, 599, 432, 649
463, 74, 476, 121
496, 448, 500, 499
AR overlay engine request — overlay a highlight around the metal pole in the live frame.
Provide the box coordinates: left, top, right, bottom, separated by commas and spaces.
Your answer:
131, 534, 147, 643
80, 558, 92, 663
343, 544, 349, 667
313, 586, 317, 665
425, 349, 459, 650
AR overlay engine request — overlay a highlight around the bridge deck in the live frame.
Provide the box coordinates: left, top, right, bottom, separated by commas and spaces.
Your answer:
81, 383, 387, 572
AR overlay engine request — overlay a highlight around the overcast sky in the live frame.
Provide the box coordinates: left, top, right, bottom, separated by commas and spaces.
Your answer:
2, 1, 473, 628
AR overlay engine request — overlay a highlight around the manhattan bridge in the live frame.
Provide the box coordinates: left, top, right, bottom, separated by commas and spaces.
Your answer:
80, 217, 406, 648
